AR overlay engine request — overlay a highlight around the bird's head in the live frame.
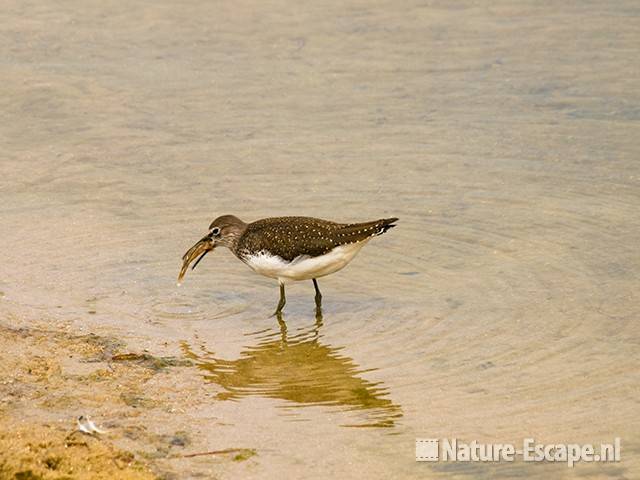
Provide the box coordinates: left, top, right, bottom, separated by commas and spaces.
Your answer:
177, 215, 247, 284
206, 214, 247, 249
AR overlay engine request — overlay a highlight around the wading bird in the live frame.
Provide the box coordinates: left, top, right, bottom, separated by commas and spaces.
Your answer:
179, 215, 398, 315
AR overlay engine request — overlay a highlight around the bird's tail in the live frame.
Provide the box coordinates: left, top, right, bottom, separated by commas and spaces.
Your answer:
374, 217, 399, 235
335, 217, 399, 244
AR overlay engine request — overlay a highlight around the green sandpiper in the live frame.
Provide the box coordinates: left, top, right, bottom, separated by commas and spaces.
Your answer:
179, 215, 398, 315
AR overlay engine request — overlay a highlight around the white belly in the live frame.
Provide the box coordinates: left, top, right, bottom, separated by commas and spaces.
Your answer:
242, 241, 369, 283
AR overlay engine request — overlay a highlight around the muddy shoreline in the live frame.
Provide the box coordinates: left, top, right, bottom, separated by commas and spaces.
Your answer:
0, 322, 254, 479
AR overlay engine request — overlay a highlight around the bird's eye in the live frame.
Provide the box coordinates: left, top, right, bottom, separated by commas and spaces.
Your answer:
211, 227, 221, 236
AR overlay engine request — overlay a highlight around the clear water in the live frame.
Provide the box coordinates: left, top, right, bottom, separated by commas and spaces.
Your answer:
1, 1, 638, 478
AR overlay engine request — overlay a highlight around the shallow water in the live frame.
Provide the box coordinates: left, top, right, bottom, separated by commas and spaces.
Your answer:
1, 1, 639, 478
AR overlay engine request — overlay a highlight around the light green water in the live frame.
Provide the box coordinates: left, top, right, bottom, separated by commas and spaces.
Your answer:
1, 1, 639, 478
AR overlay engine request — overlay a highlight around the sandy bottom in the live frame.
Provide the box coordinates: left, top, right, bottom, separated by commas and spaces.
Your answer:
0, 322, 255, 479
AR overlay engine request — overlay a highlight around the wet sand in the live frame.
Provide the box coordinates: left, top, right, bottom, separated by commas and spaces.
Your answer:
1, 1, 639, 478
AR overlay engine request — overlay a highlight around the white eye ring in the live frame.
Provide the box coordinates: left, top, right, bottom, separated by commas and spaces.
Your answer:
211, 227, 221, 236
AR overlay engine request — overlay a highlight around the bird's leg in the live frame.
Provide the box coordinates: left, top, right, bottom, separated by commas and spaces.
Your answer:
273, 283, 286, 316
312, 278, 322, 307
312, 278, 323, 321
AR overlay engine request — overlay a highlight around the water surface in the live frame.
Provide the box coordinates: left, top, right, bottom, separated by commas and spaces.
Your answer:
1, 1, 639, 478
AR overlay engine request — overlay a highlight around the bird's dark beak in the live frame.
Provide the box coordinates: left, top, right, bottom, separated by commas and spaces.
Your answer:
178, 233, 215, 284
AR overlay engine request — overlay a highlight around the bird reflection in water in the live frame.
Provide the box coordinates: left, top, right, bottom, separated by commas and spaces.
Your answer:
181, 314, 402, 428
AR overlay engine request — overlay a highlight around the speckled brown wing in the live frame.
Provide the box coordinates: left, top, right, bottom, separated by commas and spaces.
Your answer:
236, 216, 398, 262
